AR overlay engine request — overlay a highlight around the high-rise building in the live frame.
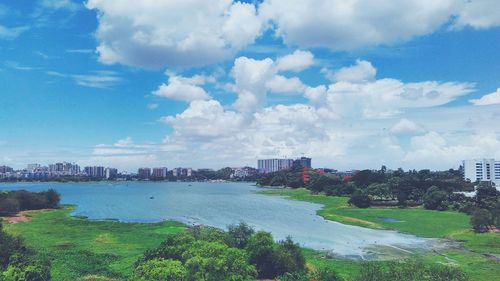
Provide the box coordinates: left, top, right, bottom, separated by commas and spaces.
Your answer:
293, 157, 312, 169
84, 166, 105, 178
257, 158, 294, 173
26, 164, 41, 173
105, 168, 118, 179
0, 165, 14, 174
152, 167, 168, 178
138, 168, 152, 179
172, 167, 192, 177
463, 158, 500, 190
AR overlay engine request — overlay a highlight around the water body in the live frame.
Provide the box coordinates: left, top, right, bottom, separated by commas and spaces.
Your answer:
0, 181, 436, 259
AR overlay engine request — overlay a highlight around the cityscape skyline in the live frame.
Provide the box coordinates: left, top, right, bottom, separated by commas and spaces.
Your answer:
1, 1, 499, 171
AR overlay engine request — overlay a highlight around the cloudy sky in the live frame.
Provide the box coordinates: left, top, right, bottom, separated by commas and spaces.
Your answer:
1, 0, 499, 171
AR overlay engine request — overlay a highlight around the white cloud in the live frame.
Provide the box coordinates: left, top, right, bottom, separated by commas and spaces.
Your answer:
41, 0, 80, 11
453, 0, 500, 29
390, 118, 425, 135
329, 59, 377, 83
266, 75, 306, 94
260, 0, 459, 50
275, 50, 314, 72
470, 88, 500, 105
0, 25, 29, 40
47, 70, 121, 88
86, 0, 263, 68
153, 72, 211, 102
160, 99, 244, 139
147, 103, 159, 110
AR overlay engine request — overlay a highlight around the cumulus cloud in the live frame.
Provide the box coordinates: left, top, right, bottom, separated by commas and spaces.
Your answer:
390, 118, 425, 135
275, 50, 314, 72
328, 59, 377, 83
153, 72, 212, 102
86, 0, 263, 68
452, 0, 500, 29
260, 0, 459, 50
470, 88, 500, 105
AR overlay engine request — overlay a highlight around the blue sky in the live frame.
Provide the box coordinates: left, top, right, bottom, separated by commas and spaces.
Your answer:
1, 0, 499, 171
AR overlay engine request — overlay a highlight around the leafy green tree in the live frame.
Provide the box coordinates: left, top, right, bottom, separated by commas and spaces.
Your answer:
134, 259, 187, 281
44, 189, 60, 209
227, 222, 254, 249
183, 241, 256, 281
246, 231, 276, 279
348, 191, 371, 208
423, 186, 449, 210
138, 232, 195, 263
0, 199, 20, 216
471, 208, 492, 233
274, 237, 305, 275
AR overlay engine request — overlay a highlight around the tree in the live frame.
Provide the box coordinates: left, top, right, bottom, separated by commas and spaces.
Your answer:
44, 189, 60, 209
348, 191, 371, 208
134, 259, 187, 281
274, 237, 305, 275
0, 198, 20, 216
183, 241, 256, 281
227, 222, 254, 249
246, 231, 276, 279
423, 186, 449, 211
471, 208, 492, 233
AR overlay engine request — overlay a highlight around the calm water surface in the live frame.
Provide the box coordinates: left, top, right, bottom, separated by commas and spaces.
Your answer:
0, 181, 436, 258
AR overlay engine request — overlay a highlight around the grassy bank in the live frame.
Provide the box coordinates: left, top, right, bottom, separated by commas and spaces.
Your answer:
258, 187, 500, 281
3, 206, 185, 281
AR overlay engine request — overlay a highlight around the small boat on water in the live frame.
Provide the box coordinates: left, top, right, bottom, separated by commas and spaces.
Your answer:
149, 196, 154, 199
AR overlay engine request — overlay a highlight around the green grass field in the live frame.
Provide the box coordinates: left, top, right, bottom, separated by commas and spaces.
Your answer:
259, 188, 500, 281
3, 191, 499, 281
3, 206, 185, 281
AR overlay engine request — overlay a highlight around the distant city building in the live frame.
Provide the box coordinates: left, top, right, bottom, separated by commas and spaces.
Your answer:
231, 167, 257, 178
0, 165, 14, 174
152, 167, 168, 178
258, 158, 294, 173
138, 168, 152, 179
105, 168, 118, 179
172, 167, 192, 177
293, 157, 312, 169
463, 158, 500, 189
84, 166, 105, 178
26, 164, 41, 173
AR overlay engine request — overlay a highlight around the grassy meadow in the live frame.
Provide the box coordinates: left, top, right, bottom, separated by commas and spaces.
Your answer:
259, 188, 500, 281
3, 206, 185, 281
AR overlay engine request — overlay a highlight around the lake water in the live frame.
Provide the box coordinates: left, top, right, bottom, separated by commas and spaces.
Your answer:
0, 181, 436, 259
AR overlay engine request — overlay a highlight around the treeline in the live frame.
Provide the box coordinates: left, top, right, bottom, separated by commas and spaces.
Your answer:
133, 223, 339, 281
0, 189, 60, 216
257, 166, 500, 232
133, 223, 469, 281
0, 222, 51, 280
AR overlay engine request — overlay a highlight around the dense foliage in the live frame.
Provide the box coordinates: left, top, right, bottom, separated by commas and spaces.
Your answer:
0, 222, 51, 281
0, 189, 60, 216
135, 223, 307, 281
257, 166, 500, 231
354, 258, 469, 281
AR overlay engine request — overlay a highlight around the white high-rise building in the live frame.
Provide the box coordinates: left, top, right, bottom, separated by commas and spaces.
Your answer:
257, 159, 294, 173
463, 158, 500, 190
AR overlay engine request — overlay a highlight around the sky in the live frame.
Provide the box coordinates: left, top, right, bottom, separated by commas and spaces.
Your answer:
0, 0, 499, 172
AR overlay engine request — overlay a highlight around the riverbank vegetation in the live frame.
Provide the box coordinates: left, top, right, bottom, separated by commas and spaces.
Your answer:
259, 187, 499, 281
0, 189, 60, 216
257, 166, 499, 232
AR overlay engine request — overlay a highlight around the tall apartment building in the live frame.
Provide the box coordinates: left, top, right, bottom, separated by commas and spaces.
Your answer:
258, 158, 294, 174
293, 157, 312, 169
463, 158, 500, 190
172, 167, 192, 177
26, 164, 41, 173
105, 168, 118, 179
152, 167, 168, 178
138, 168, 152, 179
84, 166, 105, 178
